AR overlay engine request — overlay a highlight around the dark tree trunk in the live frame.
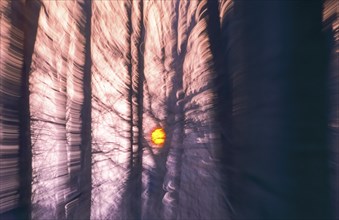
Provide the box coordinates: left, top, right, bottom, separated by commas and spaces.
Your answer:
120, 2, 134, 219
206, 0, 234, 217
227, 1, 332, 219
123, 1, 144, 219
75, 1, 93, 219
127, 1, 134, 188
132, 1, 145, 219
2, 1, 40, 219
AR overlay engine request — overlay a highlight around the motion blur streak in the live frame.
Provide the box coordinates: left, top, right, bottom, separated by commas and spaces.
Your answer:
29, 1, 87, 219
0, 0, 22, 214
91, 1, 130, 219
0, 0, 338, 220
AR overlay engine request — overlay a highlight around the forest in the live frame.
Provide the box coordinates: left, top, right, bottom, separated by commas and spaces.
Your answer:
0, 0, 338, 219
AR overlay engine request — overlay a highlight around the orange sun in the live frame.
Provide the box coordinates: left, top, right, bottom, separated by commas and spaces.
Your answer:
151, 128, 166, 147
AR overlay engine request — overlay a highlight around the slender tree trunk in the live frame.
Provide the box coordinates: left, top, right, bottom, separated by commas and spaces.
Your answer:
13, 1, 40, 219
0, 0, 40, 219
133, 1, 145, 219
127, 2, 134, 189
75, 1, 92, 219
122, 2, 136, 218
123, 1, 144, 219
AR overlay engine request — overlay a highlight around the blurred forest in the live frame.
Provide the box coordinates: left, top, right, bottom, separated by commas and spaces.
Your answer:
0, 0, 338, 219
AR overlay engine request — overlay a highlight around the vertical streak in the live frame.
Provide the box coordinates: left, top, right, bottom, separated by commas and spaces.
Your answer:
78, 0, 92, 219
164, 1, 185, 219
8, 1, 28, 219
130, 1, 144, 218
0, 1, 22, 217
0, 0, 40, 218
206, 0, 233, 217
136, 0, 144, 218
126, 0, 133, 179
122, 1, 145, 219
120, 2, 134, 218
91, 1, 131, 218
19, 1, 40, 219
30, 1, 87, 218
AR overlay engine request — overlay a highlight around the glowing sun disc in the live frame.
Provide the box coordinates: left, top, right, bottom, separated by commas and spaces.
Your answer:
151, 128, 166, 147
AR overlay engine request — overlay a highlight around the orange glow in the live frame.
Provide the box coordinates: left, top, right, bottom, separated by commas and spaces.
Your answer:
151, 128, 166, 147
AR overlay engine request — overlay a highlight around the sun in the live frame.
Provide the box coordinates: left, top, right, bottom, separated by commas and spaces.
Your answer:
151, 128, 166, 147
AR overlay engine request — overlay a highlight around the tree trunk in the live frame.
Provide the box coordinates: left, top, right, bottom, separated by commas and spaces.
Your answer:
206, 0, 234, 217
75, 1, 92, 219
133, 1, 145, 219
124, 1, 144, 219
0, 1, 40, 219
228, 1, 332, 219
